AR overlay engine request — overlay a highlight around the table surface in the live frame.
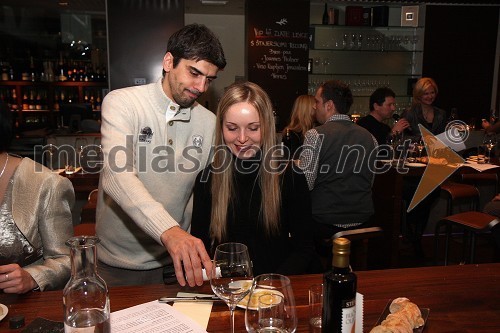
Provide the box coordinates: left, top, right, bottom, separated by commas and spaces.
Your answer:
1, 263, 498, 332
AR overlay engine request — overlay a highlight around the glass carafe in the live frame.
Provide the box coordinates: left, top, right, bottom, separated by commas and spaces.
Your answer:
63, 236, 110, 333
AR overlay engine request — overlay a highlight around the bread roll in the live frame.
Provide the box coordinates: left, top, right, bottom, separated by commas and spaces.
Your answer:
370, 297, 424, 333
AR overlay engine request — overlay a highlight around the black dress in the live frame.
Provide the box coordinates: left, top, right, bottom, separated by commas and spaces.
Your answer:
191, 156, 322, 275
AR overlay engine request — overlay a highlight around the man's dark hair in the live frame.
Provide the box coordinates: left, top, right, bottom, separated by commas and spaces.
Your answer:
320, 80, 353, 115
369, 87, 395, 111
0, 101, 13, 152
162, 23, 226, 76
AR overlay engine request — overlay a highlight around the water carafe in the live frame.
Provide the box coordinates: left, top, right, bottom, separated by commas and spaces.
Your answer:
63, 236, 110, 333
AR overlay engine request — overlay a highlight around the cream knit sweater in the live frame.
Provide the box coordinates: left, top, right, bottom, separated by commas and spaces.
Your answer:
96, 78, 215, 270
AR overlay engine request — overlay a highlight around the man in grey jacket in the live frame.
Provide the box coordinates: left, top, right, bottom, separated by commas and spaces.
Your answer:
96, 24, 226, 287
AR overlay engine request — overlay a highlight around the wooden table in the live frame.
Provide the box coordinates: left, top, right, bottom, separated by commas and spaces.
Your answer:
1, 263, 499, 332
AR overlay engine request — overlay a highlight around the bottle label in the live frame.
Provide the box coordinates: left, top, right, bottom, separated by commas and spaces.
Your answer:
341, 298, 356, 333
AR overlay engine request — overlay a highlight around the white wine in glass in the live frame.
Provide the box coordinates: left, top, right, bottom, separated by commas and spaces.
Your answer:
210, 242, 253, 333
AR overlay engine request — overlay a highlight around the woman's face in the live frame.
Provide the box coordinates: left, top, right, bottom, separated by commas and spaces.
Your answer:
222, 102, 261, 159
419, 86, 437, 106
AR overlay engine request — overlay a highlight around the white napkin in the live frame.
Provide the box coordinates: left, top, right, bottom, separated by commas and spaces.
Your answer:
173, 292, 213, 329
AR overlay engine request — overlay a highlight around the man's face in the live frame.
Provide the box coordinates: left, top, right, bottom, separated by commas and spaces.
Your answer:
162, 53, 219, 108
374, 96, 396, 121
314, 87, 328, 124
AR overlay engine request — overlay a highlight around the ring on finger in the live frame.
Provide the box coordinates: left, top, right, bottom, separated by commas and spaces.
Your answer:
5, 274, 8, 281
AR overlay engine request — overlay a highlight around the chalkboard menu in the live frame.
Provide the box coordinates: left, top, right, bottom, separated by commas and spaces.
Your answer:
247, 0, 310, 131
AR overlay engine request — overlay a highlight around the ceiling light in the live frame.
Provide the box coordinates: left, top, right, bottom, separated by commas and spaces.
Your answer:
200, 0, 228, 5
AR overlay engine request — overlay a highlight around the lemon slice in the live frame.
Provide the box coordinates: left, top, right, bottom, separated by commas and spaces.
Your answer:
237, 288, 284, 310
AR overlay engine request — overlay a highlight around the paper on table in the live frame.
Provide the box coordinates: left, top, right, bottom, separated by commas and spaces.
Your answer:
110, 300, 207, 333
464, 161, 500, 172
173, 292, 213, 329
355, 292, 364, 333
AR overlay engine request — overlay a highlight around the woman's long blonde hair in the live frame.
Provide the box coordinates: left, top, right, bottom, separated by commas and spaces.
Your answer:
282, 94, 316, 138
210, 81, 281, 242
412, 77, 438, 107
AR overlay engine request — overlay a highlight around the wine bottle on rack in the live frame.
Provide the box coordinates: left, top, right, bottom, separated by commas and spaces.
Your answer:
322, 2, 329, 25
322, 237, 357, 333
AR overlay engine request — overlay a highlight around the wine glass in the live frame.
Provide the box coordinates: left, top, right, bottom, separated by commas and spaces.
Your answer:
210, 243, 253, 333
416, 138, 425, 158
245, 273, 297, 333
483, 134, 497, 162
43, 143, 57, 170
75, 137, 88, 169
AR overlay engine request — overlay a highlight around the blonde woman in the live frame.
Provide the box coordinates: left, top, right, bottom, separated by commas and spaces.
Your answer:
402, 77, 447, 136
281, 94, 316, 159
191, 82, 321, 275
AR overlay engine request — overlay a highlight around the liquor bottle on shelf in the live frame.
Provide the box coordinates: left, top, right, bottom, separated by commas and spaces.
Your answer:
1, 62, 10, 81
322, 2, 329, 25
35, 90, 42, 110
29, 56, 37, 82
22, 91, 29, 110
10, 88, 18, 111
57, 54, 68, 82
53, 90, 60, 111
322, 237, 357, 333
28, 88, 35, 110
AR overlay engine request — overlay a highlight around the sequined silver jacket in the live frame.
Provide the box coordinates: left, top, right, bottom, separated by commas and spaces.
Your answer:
12, 158, 74, 290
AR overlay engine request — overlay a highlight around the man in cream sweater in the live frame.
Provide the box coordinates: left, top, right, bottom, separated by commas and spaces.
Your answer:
96, 24, 226, 287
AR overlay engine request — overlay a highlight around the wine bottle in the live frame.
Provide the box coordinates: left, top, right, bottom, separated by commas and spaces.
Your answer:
322, 3, 329, 25
322, 237, 357, 333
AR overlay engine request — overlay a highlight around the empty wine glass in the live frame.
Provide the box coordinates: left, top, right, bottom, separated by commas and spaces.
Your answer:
210, 243, 253, 333
43, 143, 57, 170
75, 138, 88, 169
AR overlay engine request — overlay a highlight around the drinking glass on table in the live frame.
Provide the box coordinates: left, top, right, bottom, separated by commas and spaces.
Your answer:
245, 274, 297, 333
483, 134, 497, 162
210, 242, 253, 333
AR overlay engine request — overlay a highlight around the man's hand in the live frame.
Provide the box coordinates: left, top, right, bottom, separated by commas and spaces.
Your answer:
392, 118, 410, 134
160, 226, 212, 287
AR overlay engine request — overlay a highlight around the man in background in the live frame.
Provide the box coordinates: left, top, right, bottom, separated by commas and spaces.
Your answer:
299, 80, 377, 265
357, 87, 410, 144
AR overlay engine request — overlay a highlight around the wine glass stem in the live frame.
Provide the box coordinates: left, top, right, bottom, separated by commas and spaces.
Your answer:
229, 307, 235, 333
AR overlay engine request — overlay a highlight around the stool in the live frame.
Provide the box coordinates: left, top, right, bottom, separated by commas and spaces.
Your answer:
461, 173, 498, 193
434, 211, 499, 265
329, 226, 384, 270
440, 181, 480, 216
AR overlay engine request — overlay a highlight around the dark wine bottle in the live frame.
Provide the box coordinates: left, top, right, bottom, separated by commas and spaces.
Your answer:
322, 3, 329, 25
322, 237, 357, 333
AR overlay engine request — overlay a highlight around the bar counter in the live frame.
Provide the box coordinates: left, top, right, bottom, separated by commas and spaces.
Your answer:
1, 263, 498, 332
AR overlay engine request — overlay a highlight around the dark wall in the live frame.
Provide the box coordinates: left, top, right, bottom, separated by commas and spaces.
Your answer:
107, 0, 184, 90
423, 5, 499, 125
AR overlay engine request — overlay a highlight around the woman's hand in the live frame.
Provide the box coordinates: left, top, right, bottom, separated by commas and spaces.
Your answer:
0, 264, 38, 294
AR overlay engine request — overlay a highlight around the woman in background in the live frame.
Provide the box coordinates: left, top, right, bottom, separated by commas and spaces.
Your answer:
403, 77, 447, 137
281, 94, 316, 160
191, 82, 322, 275
0, 102, 74, 293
